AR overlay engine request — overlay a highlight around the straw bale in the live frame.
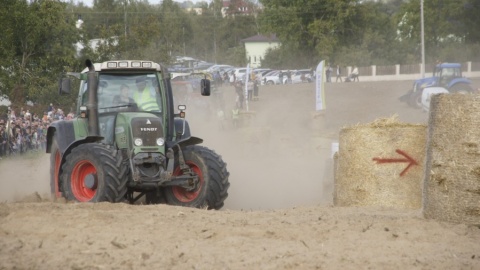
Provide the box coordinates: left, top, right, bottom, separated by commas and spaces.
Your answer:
335, 115, 426, 209
424, 94, 480, 224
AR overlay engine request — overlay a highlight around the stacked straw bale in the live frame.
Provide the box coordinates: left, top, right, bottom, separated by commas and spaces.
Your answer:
335, 116, 426, 209
424, 94, 480, 224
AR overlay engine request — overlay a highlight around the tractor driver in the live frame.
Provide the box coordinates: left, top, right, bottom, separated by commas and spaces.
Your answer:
133, 76, 161, 112
113, 84, 135, 104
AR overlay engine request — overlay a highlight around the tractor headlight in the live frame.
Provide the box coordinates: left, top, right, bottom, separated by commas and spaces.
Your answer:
134, 138, 143, 146
156, 138, 165, 146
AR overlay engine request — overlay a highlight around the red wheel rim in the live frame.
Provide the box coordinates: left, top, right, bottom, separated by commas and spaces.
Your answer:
71, 160, 97, 202
54, 150, 62, 198
172, 161, 204, 202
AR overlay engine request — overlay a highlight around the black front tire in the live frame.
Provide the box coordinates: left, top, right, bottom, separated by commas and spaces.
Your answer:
61, 143, 128, 203
164, 145, 230, 210
408, 90, 422, 109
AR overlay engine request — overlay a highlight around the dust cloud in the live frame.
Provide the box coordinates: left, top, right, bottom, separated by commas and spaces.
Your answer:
0, 153, 50, 202
187, 83, 340, 210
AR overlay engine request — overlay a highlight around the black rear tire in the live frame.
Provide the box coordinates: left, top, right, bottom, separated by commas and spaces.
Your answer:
164, 145, 230, 210
61, 143, 128, 203
450, 83, 473, 93
49, 134, 62, 199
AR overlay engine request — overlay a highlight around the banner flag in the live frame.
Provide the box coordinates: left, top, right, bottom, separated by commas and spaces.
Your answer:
244, 64, 250, 111
315, 60, 326, 111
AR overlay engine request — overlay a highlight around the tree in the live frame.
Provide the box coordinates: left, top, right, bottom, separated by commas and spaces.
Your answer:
395, 0, 480, 63
0, 0, 79, 109
155, 0, 192, 62
188, 1, 257, 65
338, 1, 402, 66
65, 0, 259, 66
463, 0, 480, 43
259, 0, 358, 68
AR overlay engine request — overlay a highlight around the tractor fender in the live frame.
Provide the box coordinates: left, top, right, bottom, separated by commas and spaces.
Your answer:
46, 120, 76, 154
47, 119, 102, 155
164, 118, 203, 149
174, 117, 191, 140
167, 136, 203, 150
47, 122, 104, 183
57, 136, 104, 174
447, 77, 472, 89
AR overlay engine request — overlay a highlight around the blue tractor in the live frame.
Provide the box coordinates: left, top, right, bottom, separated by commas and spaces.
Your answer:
399, 63, 474, 108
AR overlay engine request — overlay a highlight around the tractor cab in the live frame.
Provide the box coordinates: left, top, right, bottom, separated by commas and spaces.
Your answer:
433, 63, 463, 88
78, 73, 165, 147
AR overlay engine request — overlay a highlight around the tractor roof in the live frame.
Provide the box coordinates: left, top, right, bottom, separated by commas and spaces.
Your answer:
81, 60, 163, 73
436, 63, 462, 68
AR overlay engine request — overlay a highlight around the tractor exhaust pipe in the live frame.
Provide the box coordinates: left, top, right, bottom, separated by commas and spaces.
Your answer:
86, 59, 100, 136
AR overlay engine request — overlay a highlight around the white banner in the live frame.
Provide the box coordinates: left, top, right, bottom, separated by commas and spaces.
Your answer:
315, 60, 326, 111
244, 64, 250, 111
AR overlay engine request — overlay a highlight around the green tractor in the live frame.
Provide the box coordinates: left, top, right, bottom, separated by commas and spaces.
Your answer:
47, 60, 230, 209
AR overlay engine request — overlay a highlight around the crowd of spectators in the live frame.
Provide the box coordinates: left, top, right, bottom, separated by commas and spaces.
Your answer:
0, 104, 74, 159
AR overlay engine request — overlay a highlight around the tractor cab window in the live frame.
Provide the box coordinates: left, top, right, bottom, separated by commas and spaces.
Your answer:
441, 68, 454, 78
94, 74, 164, 114
437, 67, 461, 79
438, 67, 462, 86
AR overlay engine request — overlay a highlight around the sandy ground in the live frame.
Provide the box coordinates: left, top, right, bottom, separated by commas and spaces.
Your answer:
1, 79, 480, 269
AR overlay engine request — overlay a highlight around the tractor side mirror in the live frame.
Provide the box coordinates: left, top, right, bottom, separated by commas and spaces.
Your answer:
201, 79, 210, 96
59, 77, 71, 95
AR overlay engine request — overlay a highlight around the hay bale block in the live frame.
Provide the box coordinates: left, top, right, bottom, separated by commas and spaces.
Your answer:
424, 94, 480, 224
334, 117, 426, 209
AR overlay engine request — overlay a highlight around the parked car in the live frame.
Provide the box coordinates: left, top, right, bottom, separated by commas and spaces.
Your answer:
261, 70, 277, 78
252, 68, 271, 84
253, 68, 271, 76
206, 65, 235, 75
194, 62, 215, 71
262, 70, 282, 85
234, 68, 248, 82
290, 69, 313, 83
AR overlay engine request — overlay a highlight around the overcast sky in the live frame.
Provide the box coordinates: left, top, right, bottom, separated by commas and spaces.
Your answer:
74, 0, 212, 7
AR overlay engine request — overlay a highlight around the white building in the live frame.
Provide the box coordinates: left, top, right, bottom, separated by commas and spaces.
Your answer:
241, 34, 280, 68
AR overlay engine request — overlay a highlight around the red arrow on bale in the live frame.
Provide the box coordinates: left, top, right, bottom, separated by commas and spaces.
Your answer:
372, 149, 418, 177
